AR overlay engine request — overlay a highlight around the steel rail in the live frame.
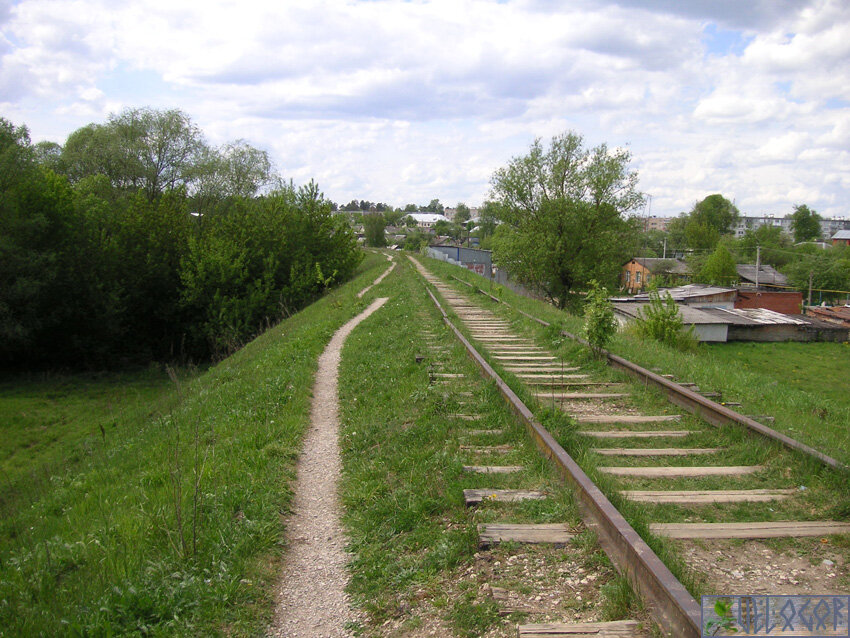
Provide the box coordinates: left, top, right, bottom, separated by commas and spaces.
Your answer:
448, 275, 846, 472
422, 281, 701, 638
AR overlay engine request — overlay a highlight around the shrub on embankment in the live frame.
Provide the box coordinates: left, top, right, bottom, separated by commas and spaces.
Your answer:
0, 252, 388, 636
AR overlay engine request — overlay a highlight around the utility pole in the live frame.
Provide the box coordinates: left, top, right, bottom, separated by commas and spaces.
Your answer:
662, 238, 667, 259
755, 245, 760, 289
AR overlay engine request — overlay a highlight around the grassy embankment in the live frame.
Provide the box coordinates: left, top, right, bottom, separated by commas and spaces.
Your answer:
419, 256, 850, 595
340, 258, 640, 637
0, 251, 387, 636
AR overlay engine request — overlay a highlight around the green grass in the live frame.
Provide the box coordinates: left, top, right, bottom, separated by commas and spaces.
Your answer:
0, 250, 389, 637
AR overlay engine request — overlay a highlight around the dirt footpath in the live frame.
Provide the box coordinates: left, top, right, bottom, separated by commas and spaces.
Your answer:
269, 297, 389, 637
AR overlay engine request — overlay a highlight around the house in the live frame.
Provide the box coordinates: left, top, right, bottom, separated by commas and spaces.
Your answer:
621, 258, 691, 293
406, 212, 449, 229
735, 264, 788, 289
700, 307, 849, 342
831, 230, 850, 246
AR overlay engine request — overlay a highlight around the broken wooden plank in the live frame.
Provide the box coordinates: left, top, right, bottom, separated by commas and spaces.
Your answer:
463, 465, 524, 474
580, 430, 692, 439
448, 414, 483, 421
599, 465, 763, 478
517, 620, 642, 637
464, 489, 546, 505
592, 448, 721, 457
650, 520, 850, 539
469, 429, 504, 436
621, 489, 796, 504
477, 523, 574, 547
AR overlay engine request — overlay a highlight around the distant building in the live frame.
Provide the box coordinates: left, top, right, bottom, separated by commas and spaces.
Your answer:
621, 258, 691, 293
406, 212, 449, 229
732, 215, 793, 238
641, 217, 671, 232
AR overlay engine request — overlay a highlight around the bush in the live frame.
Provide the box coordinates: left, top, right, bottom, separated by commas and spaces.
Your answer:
632, 288, 698, 352
582, 281, 617, 356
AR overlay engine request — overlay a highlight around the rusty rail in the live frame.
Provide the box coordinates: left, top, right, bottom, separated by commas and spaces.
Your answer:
423, 283, 701, 638
449, 275, 846, 472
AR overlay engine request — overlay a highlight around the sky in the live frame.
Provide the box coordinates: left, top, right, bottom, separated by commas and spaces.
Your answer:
1, 0, 849, 218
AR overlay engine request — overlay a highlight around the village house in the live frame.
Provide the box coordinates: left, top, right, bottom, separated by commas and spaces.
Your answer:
621, 258, 691, 293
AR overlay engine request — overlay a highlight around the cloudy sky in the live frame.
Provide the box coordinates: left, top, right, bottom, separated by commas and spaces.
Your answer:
2, 0, 849, 217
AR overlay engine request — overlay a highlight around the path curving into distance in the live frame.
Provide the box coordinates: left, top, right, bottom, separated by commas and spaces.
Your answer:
269, 296, 389, 638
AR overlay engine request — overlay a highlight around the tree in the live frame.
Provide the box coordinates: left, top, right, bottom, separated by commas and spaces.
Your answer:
363, 212, 387, 247
789, 204, 822, 243
673, 194, 739, 250
433, 219, 451, 236
61, 107, 205, 201
696, 244, 738, 286
489, 131, 644, 308
423, 198, 444, 213
190, 140, 272, 214
691, 194, 739, 235
455, 202, 471, 223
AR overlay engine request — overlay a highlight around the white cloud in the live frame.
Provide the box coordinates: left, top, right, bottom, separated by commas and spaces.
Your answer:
1, 0, 849, 216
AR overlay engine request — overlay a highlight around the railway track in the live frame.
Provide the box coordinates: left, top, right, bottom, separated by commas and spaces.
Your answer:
409, 256, 850, 638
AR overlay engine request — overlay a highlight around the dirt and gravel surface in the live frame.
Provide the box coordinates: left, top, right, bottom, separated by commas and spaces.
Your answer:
678, 538, 848, 595
269, 297, 389, 638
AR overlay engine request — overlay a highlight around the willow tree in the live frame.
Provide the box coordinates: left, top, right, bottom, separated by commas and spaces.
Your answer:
490, 131, 644, 308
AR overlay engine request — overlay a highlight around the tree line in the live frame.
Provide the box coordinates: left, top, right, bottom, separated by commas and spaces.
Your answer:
1, 110, 361, 369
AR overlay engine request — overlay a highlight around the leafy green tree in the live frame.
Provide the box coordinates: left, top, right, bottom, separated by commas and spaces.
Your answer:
582, 281, 617, 356
691, 194, 739, 235
674, 194, 739, 250
423, 198, 444, 213
789, 204, 822, 243
696, 244, 738, 286
61, 107, 205, 201
382, 208, 404, 226
455, 202, 471, 223
490, 131, 644, 308
363, 212, 387, 246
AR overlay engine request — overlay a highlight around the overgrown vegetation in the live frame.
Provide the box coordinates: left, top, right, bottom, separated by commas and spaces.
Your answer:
1, 113, 361, 369
631, 288, 698, 352
0, 253, 387, 636
582, 281, 617, 356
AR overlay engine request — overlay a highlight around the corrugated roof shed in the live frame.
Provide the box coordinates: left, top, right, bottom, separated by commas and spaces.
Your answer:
626, 284, 737, 302
700, 307, 808, 326
831, 230, 850, 240
736, 264, 788, 286
612, 302, 731, 325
